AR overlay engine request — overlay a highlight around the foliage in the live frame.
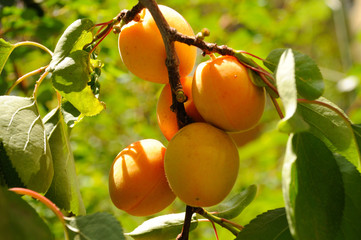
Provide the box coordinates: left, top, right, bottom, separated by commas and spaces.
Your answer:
1, 0, 361, 240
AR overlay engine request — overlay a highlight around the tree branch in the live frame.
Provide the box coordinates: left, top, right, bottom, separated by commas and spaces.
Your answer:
138, 0, 192, 129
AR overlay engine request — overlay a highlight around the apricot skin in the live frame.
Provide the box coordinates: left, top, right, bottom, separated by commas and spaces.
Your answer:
118, 5, 197, 84
156, 76, 203, 140
164, 122, 239, 207
108, 139, 175, 216
192, 55, 265, 132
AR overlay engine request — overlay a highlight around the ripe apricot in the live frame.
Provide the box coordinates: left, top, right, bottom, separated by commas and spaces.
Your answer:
156, 76, 204, 140
192, 55, 265, 132
108, 139, 175, 216
164, 122, 239, 207
118, 5, 197, 84
230, 124, 262, 148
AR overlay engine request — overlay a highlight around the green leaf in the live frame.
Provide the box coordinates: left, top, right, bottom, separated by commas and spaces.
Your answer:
47, 19, 105, 117
235, 208, 292, 240
335, 155, 361, 239
51, 50, 90, 93
211, 184, 257, 219
298, 98, 360, 171
0, 96, 53, 193
0, 38, 15, 74
127, 213, 198, 240
0, 187, 54, 240
61, 100, 81, 128
276, 49, 297, 121
275, 49, 309, 133
67, 212, 125, 240
43, 108, 86, 215
47, 18, 94, 72
265, 48, 324, 100
283, 132, 344, 240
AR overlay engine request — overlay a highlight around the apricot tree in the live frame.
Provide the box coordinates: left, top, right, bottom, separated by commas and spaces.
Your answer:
1, 0, 361, 240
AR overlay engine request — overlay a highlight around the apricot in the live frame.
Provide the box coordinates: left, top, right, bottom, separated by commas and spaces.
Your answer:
230, 124, 262, 148
164, 122, 239, 207
156, 76, 204, 140
108, 139, 175, 216
118, 5, 197, 84
192, 55, 266, 132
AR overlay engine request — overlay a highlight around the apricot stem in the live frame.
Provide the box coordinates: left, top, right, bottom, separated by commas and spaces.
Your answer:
270, 95, 284, 119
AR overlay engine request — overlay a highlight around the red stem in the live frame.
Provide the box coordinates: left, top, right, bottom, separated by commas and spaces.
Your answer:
9, 188, 65, 225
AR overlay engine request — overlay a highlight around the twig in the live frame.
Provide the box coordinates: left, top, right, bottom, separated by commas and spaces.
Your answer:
195, 208, 241, 236
138, 0, 192, 129
177, 206, 196, 240
6, 65, 48, 95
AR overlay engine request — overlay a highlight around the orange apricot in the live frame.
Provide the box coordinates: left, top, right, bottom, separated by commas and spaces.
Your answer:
156, 76, 203, 140
108, 139, 175, 216
164, 122, 239, 207
229, 124, 262, 148
192, 55, 265, 132
118, 5, 197, 84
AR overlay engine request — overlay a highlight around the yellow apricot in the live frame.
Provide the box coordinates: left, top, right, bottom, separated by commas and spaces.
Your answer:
118, 5, 197, 84
192, 55, 265, 132
108, 139, 175, 216
156, 76, 204, 140
164, 122, 239, 207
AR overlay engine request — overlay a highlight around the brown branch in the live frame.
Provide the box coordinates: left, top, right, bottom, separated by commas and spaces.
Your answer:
177, 206, 196, 240
138, 0, 192, 129
116, 2, 145, 24
170, 30, 235, 56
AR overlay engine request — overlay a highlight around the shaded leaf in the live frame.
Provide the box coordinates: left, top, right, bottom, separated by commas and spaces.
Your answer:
0, 38, 15, 74
61, 100, 81, 128
298, 98, 360, 171
0, 187, 53, 240
0, 96, 53, 193
127, 213, 198, 240
236, 208, 292, 240
43, 108, 85, 215
67, 212, 125, 240
335, 155, 361, 239
283, 132, 344, 239
265, 48, 324, 100
211, 184, 257, 219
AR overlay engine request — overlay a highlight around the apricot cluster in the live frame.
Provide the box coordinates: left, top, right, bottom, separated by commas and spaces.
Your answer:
109, 4, 266, 216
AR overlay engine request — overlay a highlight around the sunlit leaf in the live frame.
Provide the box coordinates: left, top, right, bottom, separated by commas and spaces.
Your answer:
264, 48, 324, 100
235, 208, 292, 240
47, 19, 104, 117
127, 213, 198, 240
211, 184, 257, 219
43, 108, 86, 215
0, 187, 53, 240
0, 96, 53, 193
47, 18, 94, 72
0, 38, 15, 74
283, 132, 344, 239
67, 212, 125, 240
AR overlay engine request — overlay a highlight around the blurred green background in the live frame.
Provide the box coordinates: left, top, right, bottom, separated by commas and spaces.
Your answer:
1, 0, 361, 239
